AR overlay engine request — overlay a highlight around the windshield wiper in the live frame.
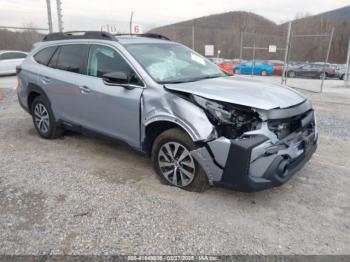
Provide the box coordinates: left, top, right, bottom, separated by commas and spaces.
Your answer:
160, 74, 223, 84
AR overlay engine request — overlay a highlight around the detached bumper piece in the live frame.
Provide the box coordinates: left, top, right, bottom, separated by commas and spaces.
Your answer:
213, 134, 317, 192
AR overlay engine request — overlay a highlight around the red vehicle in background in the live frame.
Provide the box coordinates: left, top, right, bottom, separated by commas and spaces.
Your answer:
268, 60, 285, 75
218, 59, 234, 74
208, 58, 234, 74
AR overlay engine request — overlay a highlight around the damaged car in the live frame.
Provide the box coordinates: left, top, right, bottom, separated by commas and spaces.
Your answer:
17, 31, 318, 192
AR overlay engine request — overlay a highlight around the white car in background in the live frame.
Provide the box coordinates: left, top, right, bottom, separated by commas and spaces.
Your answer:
0, 50, 28, 76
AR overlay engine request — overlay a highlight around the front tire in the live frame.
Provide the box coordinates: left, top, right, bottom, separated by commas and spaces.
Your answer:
261, 70, 268, 76
151, 128, 209, 192
288, 71, 296, 78
31, 96, 63, 139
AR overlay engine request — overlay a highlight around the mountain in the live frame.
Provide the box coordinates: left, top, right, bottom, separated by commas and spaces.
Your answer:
149, 6, 350, 63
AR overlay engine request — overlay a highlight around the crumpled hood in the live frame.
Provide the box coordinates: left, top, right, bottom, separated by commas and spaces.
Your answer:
165, 76, 306, 110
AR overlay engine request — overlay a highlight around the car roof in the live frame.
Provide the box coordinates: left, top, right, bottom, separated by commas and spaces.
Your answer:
0, 50, 28, 54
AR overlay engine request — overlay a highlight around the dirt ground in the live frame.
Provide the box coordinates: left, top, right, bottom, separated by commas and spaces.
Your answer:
0, 76, 349, 255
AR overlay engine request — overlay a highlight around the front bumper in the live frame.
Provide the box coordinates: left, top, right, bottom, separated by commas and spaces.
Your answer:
191, 111, 318, 192
213, 134, 317, 192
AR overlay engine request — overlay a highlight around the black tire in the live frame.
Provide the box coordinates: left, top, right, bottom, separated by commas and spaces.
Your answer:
151, 128, 209, 192
340, 74, 345, 80
288, 71, 296, 78
260, 70, 268, 76
31, 96, 63, 139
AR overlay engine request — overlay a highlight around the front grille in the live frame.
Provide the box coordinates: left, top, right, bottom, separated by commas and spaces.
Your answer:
268, 110, 314, 139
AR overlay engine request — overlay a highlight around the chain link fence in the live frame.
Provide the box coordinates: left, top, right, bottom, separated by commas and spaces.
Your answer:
153, 22, 349, 93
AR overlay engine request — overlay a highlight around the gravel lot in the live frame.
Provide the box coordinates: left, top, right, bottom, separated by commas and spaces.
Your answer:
0, 76, 349, 255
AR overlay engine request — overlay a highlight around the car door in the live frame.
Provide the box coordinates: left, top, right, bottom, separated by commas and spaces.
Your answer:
75, 44, 144, 149
240, 62, 251, 74
298, 65, 312, 77
39, 44, 90, 124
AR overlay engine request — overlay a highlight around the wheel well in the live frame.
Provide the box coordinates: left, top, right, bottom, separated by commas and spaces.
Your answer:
27, 91, 41, 113
144, 121, 187, 155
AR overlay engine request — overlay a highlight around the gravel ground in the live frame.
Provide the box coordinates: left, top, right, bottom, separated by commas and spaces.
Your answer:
0, 79, 350, 255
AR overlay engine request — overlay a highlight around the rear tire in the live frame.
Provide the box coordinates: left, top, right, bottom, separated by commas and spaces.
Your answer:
340, 74, 345, 80
31, 96, 63, 139
151, 128, 209, 192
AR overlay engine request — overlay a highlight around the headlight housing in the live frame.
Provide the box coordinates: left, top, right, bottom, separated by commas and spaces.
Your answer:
192, 95, 232, 124
192, 95, 261, 139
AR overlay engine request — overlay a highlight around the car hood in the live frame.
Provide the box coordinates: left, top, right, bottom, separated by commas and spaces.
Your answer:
165, 76, 306, 110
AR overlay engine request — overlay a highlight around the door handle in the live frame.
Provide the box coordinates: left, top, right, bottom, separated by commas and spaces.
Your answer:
79, 85, 91, 94
40, 76, 51, 84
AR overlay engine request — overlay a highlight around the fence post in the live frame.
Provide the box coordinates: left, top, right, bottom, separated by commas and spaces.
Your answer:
345, 39, 350, 88
251, 36, 256, 78
282, 22, 292, 85
192, 24, 195, 51
320, 28, 334, 93
239, 31, 243, 60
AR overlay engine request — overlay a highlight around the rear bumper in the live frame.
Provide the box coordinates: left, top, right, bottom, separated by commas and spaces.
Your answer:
17, 93, 30, 113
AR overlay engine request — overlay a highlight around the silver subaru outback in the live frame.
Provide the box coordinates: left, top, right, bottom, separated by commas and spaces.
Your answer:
17, 31, 317, 192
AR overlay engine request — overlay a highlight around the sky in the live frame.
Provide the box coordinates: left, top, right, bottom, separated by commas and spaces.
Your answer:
0, 0, 349, 33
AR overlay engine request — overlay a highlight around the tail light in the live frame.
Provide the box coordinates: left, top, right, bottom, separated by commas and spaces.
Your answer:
16, 66, 21, 91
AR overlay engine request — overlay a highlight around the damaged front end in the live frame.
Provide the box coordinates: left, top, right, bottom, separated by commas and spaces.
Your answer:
190, 95, 318, 192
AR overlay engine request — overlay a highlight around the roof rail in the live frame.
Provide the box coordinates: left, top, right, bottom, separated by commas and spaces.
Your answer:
42, 31, 116, 42
113, 33, 170, 41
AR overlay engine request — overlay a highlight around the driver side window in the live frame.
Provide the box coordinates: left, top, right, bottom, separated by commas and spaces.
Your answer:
87, 45, 142, 86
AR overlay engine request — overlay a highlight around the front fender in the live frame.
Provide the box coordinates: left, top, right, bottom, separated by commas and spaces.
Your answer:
141, 88, 215, 143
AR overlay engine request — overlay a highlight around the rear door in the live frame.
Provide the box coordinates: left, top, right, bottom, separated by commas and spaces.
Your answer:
75, 44, 144, 149
40, 44, 90, 124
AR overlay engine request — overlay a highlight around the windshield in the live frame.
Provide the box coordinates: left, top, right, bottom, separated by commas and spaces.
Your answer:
124, 43, 226, 84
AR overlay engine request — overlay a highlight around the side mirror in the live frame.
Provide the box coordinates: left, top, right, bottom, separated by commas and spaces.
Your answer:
102, 72, 129, 85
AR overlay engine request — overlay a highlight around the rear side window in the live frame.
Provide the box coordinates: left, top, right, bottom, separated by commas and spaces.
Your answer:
0, 52, 27, 60
34, 46, 57, 65
53, 44, 89, 74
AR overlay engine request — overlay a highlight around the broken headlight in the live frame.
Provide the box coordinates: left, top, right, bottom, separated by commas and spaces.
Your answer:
192, 95, 260, 139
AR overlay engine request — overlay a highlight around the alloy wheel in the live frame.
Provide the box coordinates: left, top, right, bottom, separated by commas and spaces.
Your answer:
158, 142, 195, 187
34, 103, 50, 134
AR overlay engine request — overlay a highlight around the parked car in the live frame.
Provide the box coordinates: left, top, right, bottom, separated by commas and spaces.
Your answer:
233, 61, 273, 76
217, 59, 234, 74
287, 63, 335, 79
208, 58, 233, 74
268, 60, 285, 75
312, 63, 336, 78
17, 31, 317, 192
0, 50, 28, 75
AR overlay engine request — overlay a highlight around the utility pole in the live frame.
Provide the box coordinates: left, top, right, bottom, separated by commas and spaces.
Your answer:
56, 0, 63, 32
130, 11, 134, 34
46, 0, 53, 33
